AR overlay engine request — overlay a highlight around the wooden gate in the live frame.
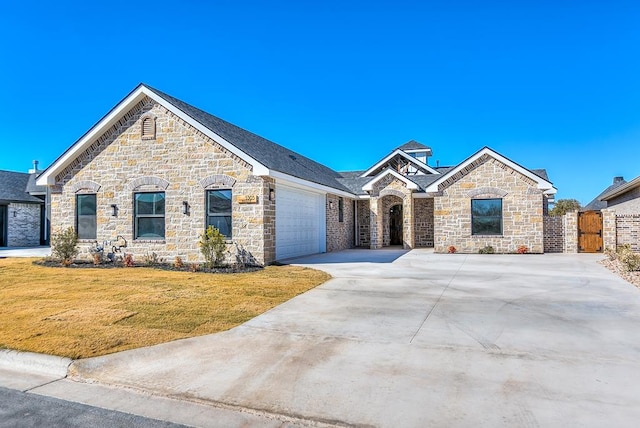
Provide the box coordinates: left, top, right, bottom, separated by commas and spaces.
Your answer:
578, 211, 603, 253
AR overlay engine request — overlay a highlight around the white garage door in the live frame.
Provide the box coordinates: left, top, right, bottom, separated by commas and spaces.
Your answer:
275, 184, 326, 260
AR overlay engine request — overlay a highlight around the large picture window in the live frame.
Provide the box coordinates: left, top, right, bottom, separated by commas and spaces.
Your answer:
471, 198, 502, 235
206, 189, 232, 238
76, 194, 97, 240
134, 192, 165, 239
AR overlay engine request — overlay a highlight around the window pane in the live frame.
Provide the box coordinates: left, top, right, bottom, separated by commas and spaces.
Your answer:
472, 199, 502, 235
207, 216, 232, 238
208, 190, 231, 214
137, 217, 165, 238
77, 194, 96, 216
136, 193, 165, 215
77, 216, 96, 239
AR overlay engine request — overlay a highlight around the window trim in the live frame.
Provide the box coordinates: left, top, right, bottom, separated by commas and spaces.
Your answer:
471, 198, 503, 236
134, 191, 166, 240
76, 193, 97, 240
338, 197, 344, 223
206, 189, 232, 239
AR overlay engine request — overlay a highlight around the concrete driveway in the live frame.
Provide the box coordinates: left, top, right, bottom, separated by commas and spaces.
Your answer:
33, 249, 640, 427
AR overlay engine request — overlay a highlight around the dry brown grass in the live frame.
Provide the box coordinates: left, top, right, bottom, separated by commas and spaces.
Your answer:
0, 258, 330, 359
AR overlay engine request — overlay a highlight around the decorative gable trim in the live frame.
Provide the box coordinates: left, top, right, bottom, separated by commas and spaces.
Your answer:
71, 180, 101, 193
128, 176, 170, 191
425, 147, 557, 194
200, 174, 236, 189
360, 149, 439, 177
362, 169, 419, 192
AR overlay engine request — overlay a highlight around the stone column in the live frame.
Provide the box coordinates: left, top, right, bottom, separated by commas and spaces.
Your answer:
563, 211, 578, 253
403, 194, 414, 249
369, 197, 383, 249
602, 209, 616, 251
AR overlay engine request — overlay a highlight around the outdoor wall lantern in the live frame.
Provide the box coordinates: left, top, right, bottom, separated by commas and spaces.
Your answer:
110, 204, 118, 217
329, 200, 335, 209
182, 201, 190, 215
269, 187, 275, 201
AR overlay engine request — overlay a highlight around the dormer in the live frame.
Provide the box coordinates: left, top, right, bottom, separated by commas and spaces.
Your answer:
397, 140, 432, 166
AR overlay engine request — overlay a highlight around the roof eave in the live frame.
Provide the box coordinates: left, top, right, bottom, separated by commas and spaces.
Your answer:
599, 176, 640, 201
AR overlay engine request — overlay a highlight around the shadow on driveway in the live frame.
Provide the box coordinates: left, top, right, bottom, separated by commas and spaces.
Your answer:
278, 247, 411, 264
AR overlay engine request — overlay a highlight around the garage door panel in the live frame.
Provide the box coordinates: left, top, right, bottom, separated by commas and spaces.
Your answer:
275, 185, 325, 260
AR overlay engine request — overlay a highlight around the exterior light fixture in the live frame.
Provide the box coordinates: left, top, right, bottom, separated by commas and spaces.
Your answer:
110, 204, 118, 216
182, 201, 189, 215
269, 188, 275, 201
329, 200, 334, 209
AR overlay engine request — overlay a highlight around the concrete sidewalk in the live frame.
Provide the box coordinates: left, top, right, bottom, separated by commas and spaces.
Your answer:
0, 246, 50, 258
2, 250, 640, 427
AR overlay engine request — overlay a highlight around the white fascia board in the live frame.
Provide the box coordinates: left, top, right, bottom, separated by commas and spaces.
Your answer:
270, 170, 356, 198
36, 85, 269, 186
403, 148, 433, 156
424, 147, 555, 193
599, 176, 640, 201
362, 169, 419, 192
360, 149, 439, 177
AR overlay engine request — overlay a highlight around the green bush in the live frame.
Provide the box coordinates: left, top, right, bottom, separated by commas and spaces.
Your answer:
199, 226, 227, 268
478, 245, 495, 254
51, 227, 79, 266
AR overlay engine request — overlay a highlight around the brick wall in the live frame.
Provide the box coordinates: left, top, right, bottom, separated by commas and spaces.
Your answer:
616, 214, 640, 252
414, 198, 434, 247
356, 200, 370, 247
326, 194, 355, 252
50, 97, 274, 265
543, 216, 564, 253
608, 187, 640, 215
7, 203, 41, 246
434, 156, 544, 253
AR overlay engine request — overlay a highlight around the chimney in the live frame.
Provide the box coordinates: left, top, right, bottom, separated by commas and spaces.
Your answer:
613, 176, 624, 184
29, 160, 40, 174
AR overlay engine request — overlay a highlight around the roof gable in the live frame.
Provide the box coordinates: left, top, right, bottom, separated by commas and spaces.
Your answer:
424, 147, 556, 194
360, 149, 439, 178
0, 170, 43, 203
362, 169, 419, 192
37, 84, 351, 195
600, 175, 640, 201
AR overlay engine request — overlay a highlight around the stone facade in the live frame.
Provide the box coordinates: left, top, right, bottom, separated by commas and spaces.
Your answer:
614, 214, 640, 252
356, 200, 370, 247
433, 156, 545, 253
414, 198, 434, 247
326, 194, 355, 252
563, 211, 578, 253
368, 176, 415, 249
601, 210, 616, 252
50, 97, 274, 265
6, 203, 41, 247
543, 216, 564, 253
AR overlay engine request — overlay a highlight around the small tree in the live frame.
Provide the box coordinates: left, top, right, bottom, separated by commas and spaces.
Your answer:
51, 227, 79, 266
199, 226, 227, 268
549, 199, 581, 216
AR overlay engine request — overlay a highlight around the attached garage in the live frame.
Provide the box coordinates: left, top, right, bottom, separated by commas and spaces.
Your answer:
275, 184, 326, 260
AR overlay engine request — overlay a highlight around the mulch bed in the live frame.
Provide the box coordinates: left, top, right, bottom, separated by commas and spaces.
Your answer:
33, 259, 262, 274
599, 258, 640, 289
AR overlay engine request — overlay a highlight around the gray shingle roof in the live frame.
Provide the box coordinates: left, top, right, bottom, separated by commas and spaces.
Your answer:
396, 140, 431, 151
145, 85, 351, 193
0, 170, 43, 203
583, 177, 627, 211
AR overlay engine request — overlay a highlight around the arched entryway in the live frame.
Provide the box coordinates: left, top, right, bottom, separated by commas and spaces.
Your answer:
389, 204, 403, 245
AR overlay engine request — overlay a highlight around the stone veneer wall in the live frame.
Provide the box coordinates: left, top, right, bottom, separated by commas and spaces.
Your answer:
543, 216, 564, 253
369, 176, 414, 249
6, 203, 41, 246
326, 194, 355, 252
434, 156, 544, 253
414, 198, 434, 247
50, 97, 274, 265
381, 194, 403, 247
562, 211, 578, 253
356, 200, 370, 247
615, 214, 640, 252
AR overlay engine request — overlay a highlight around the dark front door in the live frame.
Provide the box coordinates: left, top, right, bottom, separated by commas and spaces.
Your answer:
578, 211, 603, 253
0, 205, 7, 247
390, 204, 403, 245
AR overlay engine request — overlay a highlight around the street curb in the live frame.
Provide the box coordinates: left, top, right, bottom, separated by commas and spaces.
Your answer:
0, 349, 71, 378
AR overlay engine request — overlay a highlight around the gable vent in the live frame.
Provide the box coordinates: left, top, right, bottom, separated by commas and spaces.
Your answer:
141, 114, 156, 140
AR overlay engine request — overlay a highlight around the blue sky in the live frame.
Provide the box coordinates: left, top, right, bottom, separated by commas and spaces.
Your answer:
1, 0, 639, 205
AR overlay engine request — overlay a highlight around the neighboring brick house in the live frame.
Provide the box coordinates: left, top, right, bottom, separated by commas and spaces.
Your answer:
597, 176, 640, 215
0, 167, 48, 247
37, 84, 556, 263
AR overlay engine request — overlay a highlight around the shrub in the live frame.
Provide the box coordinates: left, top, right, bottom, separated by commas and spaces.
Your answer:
199, 226, 227, 268
604, 247, 617, 261
447, 245, 457, 254
189, 263, 199, 272
617, 245, 640, 272
51, 227, 79, 266
173, 256, 185, 269
92, 252, 104, 266
517, 245, 529, 254
479, 245, 495, 254
143, 252, 163, 266
123, 253, 135, 267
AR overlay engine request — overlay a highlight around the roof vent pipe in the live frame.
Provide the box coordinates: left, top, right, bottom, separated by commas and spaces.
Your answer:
29, 160, 39, 174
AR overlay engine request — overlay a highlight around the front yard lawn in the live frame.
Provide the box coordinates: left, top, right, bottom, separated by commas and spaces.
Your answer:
0, 258, 330, 359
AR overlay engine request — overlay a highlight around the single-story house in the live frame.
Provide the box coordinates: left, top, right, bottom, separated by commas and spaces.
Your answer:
582, 176, 627, 212
0, 164, 48, 247
36, 84, 556, 264
596, 175, 640, 215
